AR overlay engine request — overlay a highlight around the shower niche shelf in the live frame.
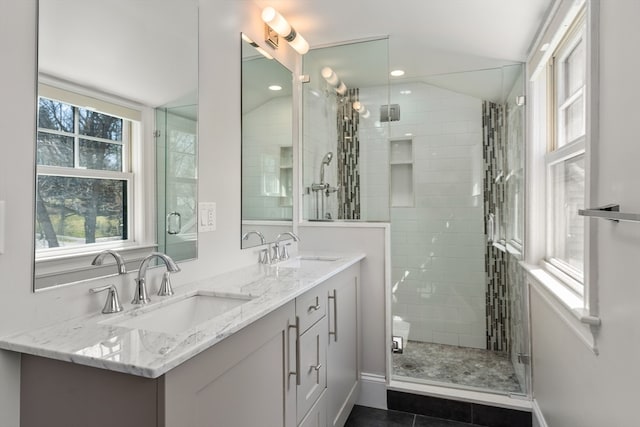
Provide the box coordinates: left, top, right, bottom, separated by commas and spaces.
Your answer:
279, 146, 293, 207
390, 139, 414, 207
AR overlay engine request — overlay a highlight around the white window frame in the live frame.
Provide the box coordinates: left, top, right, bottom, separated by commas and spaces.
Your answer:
36, 97, 135, 256
34, 78, 157, 287
525, 0, 600, 347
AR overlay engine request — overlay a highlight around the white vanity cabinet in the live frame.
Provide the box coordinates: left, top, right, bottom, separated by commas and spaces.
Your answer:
162, 300, 298, 427
18, 260, 362, 427
324, 263, 360, 427
21, 301, 298, 427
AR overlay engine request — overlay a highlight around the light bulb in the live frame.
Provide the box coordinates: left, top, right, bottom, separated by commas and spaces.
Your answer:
336, 81, 347, 96
321, 67, 339, 86
261, 7, 291, 37
288, 33, 309, 55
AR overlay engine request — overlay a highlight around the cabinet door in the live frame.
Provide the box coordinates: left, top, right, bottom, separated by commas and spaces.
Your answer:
297, 316, 328, 425
326, 267, 360, 427
162, 301, 297, 427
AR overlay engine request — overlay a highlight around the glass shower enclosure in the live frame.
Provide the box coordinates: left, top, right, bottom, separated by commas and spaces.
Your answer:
302, 39, 530, 397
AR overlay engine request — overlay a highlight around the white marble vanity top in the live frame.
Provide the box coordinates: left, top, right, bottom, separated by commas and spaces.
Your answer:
0, 252, 365, 378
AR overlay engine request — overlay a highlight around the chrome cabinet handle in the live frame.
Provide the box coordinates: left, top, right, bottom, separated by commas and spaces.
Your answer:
310, 363, 323, 372
308, 296, 321, 312
328, 290, 338, 342
288, 316, 301, 386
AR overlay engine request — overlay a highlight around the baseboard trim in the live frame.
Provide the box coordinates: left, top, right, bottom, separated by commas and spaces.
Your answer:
356, 373, 387, 410
532, 399, 549, 427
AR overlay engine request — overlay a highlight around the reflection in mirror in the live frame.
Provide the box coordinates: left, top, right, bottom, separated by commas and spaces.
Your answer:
301, 38, 390, 221
34, 0, 198, 291
241, 34, 294, 249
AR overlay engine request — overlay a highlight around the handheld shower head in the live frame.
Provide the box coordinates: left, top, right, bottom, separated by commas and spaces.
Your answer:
320, 152, 334, 183
322, 152, 334, 166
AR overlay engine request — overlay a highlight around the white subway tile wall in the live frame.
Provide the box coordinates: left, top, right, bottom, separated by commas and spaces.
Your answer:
361, 82, 486, 348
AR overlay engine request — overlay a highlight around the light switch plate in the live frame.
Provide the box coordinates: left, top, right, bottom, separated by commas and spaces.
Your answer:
199, 202, 216, 232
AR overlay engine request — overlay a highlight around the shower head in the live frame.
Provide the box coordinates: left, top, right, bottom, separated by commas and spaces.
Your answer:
320, 152, 334, 183
322, 152, 334, 166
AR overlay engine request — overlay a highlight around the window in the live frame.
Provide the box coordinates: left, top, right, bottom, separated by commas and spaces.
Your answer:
35, 94, 135, 255
544, 12, 587, 292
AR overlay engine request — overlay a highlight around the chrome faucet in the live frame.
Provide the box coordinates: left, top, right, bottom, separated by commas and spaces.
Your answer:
272, 232, 300, 262
242, 230, 266, 245
91, 250, 127, 275
133, 252, 181, 304
243, 230, 271, 264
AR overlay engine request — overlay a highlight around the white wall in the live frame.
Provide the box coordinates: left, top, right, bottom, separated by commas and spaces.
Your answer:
0, 1, 299, 424
530, 1, 640, 425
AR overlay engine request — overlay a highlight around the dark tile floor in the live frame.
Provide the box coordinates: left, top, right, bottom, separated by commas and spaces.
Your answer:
345, 405, 484, 427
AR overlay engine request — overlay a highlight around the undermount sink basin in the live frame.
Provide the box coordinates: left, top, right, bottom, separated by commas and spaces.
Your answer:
105, 292, 253, 335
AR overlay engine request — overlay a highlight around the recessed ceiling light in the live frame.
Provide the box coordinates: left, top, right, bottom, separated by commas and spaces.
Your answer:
400, 90, 412, 95
404, 133, 413, 137
268, 85, 282, 91
390, 69, 405, 77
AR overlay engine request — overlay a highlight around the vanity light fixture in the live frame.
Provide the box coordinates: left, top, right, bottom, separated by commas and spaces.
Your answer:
321, 67, 347, 96
241, 33, 273, 59
262, 6, 309, 55
352, 101, 370, 119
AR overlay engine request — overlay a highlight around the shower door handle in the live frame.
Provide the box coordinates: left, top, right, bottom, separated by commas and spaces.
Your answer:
487, 213, 495, 244
167, 212, 181, 235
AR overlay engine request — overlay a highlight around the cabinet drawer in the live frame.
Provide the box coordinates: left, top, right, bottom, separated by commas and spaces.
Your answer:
298, 389, 326, 427
296, 286, 327, 334
296, 316, 327, 424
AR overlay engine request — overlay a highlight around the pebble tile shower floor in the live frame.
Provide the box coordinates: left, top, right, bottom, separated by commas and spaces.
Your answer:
392, 341, 523, 394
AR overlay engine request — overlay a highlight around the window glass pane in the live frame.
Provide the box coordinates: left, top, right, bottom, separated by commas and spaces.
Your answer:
549, 154, 585, 272
38, 98, 74, 132
35, 176, 127, 250
79, 109, 123, 141
37, 132, 74, 167
563, 96, 585, 144
79, 139, 123, 171
564, 38, 585, 97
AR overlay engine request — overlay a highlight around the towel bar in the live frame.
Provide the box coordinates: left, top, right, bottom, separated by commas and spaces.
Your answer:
578, 204, 640, 223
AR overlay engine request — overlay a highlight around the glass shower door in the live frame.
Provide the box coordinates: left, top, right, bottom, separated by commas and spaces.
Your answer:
156, 105, 198, 261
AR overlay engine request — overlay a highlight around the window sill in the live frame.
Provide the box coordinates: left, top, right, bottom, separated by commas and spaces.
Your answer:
521, 262, 600, 355
35, 243, 157, 290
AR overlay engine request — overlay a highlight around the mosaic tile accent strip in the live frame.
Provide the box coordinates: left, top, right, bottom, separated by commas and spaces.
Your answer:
482, 100, 510, 352
507, 250, 528, 390
337, 88, 361, 220
392, 341, 523, 394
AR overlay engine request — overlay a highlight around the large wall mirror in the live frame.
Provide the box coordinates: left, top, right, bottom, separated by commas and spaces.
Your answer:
34, 0, 198, 290
241, 34, 294, 249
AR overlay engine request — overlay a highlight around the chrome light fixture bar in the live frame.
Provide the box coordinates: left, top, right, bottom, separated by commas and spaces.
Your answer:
261, 6, 309, 55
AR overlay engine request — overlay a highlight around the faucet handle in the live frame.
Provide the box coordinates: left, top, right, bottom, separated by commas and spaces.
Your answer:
280, 243, 292, 260
90, 285, 123, 314
258, 248, 271, 264
157, 271, 175, 297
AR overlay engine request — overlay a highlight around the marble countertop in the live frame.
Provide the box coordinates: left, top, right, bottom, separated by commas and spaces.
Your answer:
0, 253, 365, 378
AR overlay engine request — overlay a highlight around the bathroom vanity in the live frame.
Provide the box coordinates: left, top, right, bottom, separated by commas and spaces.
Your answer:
2, 254, 363, 427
